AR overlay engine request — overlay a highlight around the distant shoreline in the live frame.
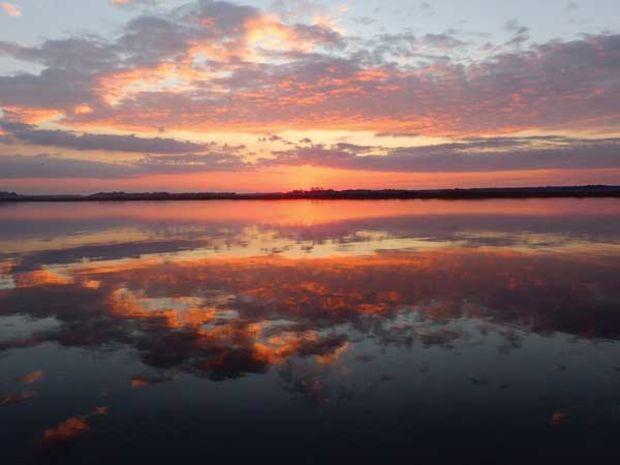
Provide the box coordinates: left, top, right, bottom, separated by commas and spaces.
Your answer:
1, 186, 619, 202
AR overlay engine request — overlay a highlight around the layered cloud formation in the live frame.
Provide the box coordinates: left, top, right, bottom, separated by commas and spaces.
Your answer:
0, 0, 618, 191
2, 136, 619, 179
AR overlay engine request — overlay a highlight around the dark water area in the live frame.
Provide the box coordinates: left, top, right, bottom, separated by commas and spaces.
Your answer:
1, 199, 620, 463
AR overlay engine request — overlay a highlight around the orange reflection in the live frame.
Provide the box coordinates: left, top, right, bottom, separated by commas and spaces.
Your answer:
42, 407, 109, 445
316, 343, 349, 365
131, 376, 151, 388
19, 370, 44, 385
43, 417, 89, 444
0, 392, 35, 406
2, 230, 619, 381
3, 198, 618, 224
551, 411, 567, 427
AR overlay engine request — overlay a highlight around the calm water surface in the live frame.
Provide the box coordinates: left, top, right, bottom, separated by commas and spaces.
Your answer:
1, 199, 620, 463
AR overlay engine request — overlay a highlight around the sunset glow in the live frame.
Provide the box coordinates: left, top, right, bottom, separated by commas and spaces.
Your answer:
0, 0, 618, 193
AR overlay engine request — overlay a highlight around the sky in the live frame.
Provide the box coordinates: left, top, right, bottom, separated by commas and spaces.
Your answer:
0, 0, 619, 193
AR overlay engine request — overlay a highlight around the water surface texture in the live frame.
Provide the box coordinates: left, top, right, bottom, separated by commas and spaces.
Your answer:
1, 199, 620, 463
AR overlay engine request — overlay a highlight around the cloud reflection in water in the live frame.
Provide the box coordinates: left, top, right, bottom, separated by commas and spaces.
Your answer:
0, 199, 620, 462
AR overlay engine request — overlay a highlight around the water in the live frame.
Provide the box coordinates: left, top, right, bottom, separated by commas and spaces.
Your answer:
1, 199, 619, 463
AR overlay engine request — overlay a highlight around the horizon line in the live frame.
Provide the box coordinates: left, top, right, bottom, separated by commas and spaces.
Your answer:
2, 185, 620, 202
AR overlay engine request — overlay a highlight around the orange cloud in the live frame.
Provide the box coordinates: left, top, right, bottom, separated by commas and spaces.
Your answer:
97, 62, 204, 106
2, 106, 63, 124
16, 269, 73, 288
1, 2, 21, 17
73, 104, 93, 115
93, 10, 341, 108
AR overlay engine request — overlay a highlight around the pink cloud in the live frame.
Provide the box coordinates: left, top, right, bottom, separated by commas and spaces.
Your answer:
1, 2, 21, 17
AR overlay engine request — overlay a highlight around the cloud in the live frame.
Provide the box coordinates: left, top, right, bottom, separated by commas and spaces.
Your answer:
504, 19, 530, 46
136, 152, 248, 173
1, 2, 21, 17
110, 0, 161, 6
1, 121, 209, 154
0, 0, 617, 140
2, 135, 618, 179
0, 38, 117, 71
0, 147, 248, 178
65, 32, 620, 136
351, 16, 375, 26
267, 136, 620, 172
0, 68, 96, 116
269, 0, 324, 21
0, 154, 135, 178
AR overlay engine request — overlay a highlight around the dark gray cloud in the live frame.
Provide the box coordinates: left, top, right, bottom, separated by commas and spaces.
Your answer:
268, 137, 620, 172
1, 122, 208, 154
116, 15, 193, 66
0, 38, 117, 71
0, 154, 134, 178
0, 68, 95, 110
364, 31, 466, 62
0, 148, 247, 179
